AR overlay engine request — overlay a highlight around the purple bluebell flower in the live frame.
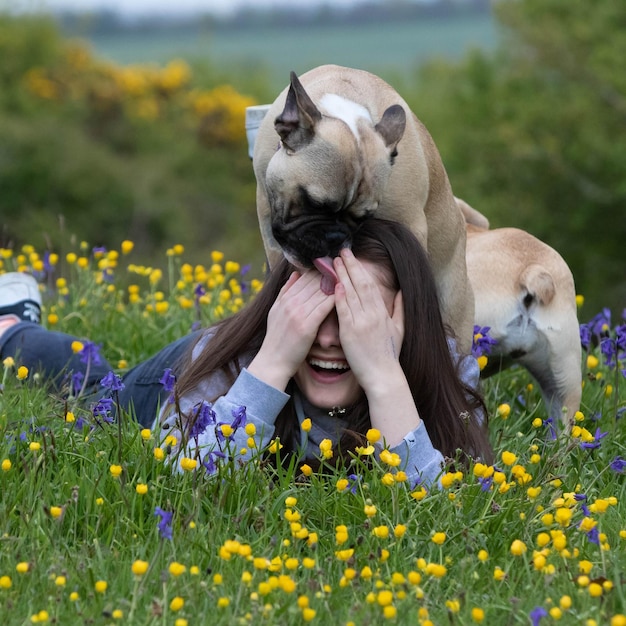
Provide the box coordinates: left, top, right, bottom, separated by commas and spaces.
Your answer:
231, 405, 247, 430
193, 284, 206, 299
92, 245, 107, 256
92, 397, 115, 422
189, 401, 216, 438
70, 371, 84, 395
472, 325, 498, 358
575, 495, 591, 516
610, 456, 626, 473
100, 371, 125, 392
79, 341, 103, 366
478, 476, 493, 492
616, 323, 626, 351
600, 336, 619, 368
202, 450, 226, 475
580, 427, 608, 450
240, 264, 251, 276
346, 474, 360, 495
43, 251, 55, 274
154, 506, 173, 540
530, 606, 548, 626
159, 368, 176, 393
589, 308, 611, 336
586, 527, 600, 545
579, 323, 592, 350
543, 417, 557, 441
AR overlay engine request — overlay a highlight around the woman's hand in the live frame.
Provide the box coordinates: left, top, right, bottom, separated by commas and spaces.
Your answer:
334, 248, 420, 446
247, 270, 335, 391
333, 248, 404, 393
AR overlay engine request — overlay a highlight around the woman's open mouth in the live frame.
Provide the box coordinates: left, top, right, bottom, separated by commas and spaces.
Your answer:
307, 358, 351, 380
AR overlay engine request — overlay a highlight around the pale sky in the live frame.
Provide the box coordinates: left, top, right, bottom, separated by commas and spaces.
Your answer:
23, 0, 366, 18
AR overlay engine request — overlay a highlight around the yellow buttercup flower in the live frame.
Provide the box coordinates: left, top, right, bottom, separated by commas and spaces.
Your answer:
180, 457, 197, 472
501, 451, 517, 466
496, 403, 511, 419
94, 580, 108, 594
431, 532, 446, 545
319, 438, 333, 459
366, 428, 381, 444
132, 560, 149, 576
121, 240, 134, 254
169, 562, 186, 577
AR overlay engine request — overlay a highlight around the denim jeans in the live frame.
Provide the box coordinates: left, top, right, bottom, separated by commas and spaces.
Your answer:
0, 322, 200, 427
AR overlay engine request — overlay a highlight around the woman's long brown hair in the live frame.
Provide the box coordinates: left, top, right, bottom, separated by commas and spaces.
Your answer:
169, 218, 493, 467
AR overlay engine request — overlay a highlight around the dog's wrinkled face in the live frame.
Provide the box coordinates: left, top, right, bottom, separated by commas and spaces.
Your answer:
266, 118, 371, 266
264, 71, 406, 268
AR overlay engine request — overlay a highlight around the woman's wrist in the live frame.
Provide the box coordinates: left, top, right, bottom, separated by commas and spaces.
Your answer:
247, 350, 293, 392
366, 377, 422, 447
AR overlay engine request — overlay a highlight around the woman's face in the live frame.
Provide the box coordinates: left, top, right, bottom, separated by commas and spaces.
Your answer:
293, 260, 397, 411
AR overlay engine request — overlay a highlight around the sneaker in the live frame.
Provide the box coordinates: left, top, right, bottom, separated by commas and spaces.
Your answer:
0, 272, 42, 323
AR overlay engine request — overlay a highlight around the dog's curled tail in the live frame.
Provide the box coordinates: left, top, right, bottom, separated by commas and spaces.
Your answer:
518, 264, 555, 308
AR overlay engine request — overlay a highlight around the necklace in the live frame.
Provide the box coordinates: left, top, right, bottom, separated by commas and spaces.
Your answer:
327, 406, 346, 418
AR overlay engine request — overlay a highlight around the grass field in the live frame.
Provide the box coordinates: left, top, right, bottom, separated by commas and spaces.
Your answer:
0, 239, 625, 625
74, 14, 497, 92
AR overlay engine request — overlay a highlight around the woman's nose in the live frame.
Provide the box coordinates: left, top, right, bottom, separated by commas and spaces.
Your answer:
315, 310, 340, 348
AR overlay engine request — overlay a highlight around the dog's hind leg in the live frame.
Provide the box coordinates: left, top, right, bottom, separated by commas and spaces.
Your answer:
515, 268, 582, 425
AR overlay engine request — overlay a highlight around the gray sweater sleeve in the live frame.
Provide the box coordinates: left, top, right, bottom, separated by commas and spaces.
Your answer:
156, 367, 289, 472
386, 424, 444, 488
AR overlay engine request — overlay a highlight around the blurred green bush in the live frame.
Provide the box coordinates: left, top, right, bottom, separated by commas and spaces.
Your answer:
0, 15, 264, 274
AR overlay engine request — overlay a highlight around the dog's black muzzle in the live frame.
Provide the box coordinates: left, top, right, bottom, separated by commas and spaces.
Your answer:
272, 217, 357, 267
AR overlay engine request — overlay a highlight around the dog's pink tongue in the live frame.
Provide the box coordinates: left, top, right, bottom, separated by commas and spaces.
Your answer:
313, 256, 338, 295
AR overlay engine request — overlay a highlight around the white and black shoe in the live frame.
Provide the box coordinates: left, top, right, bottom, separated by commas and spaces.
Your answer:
0, 272, 42, 324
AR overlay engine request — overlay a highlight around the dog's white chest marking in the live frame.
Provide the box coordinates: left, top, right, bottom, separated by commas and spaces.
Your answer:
319, 93, 372, 141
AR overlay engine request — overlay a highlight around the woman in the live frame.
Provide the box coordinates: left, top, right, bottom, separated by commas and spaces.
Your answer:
159, 218, 492, 485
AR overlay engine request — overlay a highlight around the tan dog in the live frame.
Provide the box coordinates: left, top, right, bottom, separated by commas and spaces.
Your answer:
252, 65, 474, 353
459, 198, 582, 423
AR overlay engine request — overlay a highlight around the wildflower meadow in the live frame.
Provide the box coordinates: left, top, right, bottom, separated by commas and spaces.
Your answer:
0, 241, 625, 626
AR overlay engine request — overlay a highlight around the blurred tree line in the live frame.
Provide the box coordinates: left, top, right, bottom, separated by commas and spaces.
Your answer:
0, 15, 268, 273
0, 0, 624, 316
412, 0, 625, 318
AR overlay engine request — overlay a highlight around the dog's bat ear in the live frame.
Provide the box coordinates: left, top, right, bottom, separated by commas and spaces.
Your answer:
375, 104, 406, 156
274, 71, 322, 152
